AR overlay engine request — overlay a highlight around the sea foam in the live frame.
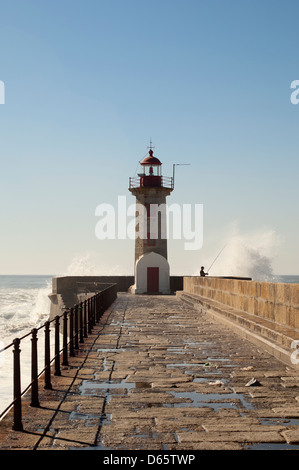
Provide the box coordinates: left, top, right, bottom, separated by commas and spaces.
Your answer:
198, 227, 280, 281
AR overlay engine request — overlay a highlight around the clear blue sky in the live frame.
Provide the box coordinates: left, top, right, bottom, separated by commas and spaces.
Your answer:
0, 0, 298, 276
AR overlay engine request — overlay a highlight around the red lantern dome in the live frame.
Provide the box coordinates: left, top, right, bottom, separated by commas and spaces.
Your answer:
140, 149, 162, 167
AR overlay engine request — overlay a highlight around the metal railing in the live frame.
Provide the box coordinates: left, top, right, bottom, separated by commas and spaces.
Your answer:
129, 176, 174, 190
0, 284, 117, 431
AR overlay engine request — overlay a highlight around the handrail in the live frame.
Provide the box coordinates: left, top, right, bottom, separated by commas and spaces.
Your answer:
129, 176, 174, 189
0, 283, 117, 431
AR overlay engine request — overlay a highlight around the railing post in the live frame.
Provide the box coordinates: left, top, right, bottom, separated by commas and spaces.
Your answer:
69, 308, 75, 357
95, 294, 99, 322
88, 298, 92, 334
62, 311, 68, 366
92, 296, 96, 326
97, 293, 102, 321
12, 338, 23, 431
99, 293, 102, 319
54, 316, 61, 376
74, 305, 79, 349
44, 321, 52, 390
89, 297, 93, 328
30, 328, 40, 407
83, 300, 88, 338
79, 304, 84, 344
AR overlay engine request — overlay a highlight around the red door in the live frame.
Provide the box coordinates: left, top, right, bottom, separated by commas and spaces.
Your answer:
147, 267, 159, 293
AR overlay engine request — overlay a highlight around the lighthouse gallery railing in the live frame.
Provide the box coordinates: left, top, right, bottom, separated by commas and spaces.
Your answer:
129, 175, 174, 190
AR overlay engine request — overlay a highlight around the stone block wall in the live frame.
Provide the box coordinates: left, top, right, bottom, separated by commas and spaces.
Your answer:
52, 275, 183, 295
50, 275, 184, 318
183, 276, 299, 331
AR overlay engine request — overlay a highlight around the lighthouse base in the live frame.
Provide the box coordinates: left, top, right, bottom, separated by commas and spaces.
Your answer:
130, 252, 170, 295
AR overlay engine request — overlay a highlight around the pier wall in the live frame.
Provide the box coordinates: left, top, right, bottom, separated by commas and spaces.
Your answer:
52, 275, 183, 295
179, 276, 299, 368
52, 275, 134, 295
49, 275, 183, 319
182, 276, 299, 331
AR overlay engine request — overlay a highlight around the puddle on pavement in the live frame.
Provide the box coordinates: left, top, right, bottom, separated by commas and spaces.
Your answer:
244, 442, 299, 450
259, 417, 299, 426
167, 389, 254, 411
69, 411, 101, 422
193, 375, 227, 383
79, 379, 152, 397
167, 347, 186, 354
110, 321, 134, 328
193, 377, 217, 383
97, 348, 126, 353
79, 379, 136, 394
167, 362, 213, 368
78, 377, 253, 413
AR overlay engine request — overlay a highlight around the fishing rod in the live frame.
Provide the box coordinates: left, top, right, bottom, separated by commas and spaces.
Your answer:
207, 243, 228, 273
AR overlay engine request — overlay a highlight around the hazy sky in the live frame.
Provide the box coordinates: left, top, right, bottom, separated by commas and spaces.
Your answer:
0, 0, 298, 276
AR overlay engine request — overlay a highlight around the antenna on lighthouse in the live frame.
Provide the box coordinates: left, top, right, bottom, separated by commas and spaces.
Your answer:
172, 163, 191, 185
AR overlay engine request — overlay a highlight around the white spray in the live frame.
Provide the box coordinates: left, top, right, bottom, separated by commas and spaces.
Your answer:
199, 227, 280, 281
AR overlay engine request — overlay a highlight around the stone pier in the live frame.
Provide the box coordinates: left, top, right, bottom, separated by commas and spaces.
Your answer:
0, 293, 299, 451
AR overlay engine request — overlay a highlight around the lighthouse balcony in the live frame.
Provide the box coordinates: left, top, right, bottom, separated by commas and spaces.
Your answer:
129, 175, 174, 189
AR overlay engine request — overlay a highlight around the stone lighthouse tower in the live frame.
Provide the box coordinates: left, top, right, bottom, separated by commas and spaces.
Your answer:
129, 145, 174, 294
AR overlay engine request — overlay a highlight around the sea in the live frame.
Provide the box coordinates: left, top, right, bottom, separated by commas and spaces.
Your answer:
0, 275, 53, 417
0, 273, 299, 416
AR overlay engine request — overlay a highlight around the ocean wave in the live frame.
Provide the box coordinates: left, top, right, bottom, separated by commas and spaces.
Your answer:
0, 278, 52, 343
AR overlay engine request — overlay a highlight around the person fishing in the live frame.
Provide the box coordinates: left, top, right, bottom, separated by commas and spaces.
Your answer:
200, 266, 208, 277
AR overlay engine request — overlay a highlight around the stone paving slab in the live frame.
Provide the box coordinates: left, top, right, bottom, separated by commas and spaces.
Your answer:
0, 293, 299, 451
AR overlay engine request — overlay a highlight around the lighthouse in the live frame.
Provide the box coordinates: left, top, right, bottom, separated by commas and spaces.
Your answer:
129, 145, 174, 294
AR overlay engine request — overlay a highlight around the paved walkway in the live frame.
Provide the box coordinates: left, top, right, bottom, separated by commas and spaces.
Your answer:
0, 293, 299, 450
